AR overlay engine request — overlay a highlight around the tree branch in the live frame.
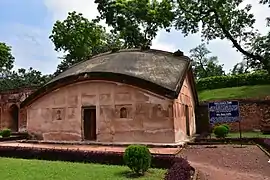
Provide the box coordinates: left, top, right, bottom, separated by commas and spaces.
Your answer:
212, 9, 263, 62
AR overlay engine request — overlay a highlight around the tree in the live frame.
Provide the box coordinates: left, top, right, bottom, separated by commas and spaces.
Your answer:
50, 11, 124, 75
190, 43, 225, 79
0, 42, 14, 77
95, 0, 174, 48
11, 67, 52, 86
243, 31, 270, 71
231, 60, 250, 75
0, 42, 51, 91
0, 67, 52, 91
174, 0, 270, 74
260, 0, 270, 25
260, 0, 270, 5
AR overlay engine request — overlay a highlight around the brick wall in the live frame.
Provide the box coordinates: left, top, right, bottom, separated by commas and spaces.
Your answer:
0, 88, 36, 131
196, 99, 270, 133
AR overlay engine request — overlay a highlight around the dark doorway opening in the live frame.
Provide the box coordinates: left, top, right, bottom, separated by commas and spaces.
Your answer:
82, 107, 97, 141
10, 104, 19, 132
185, 105, 190, 136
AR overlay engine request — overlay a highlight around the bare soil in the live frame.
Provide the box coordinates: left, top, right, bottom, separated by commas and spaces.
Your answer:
180, 145, 270, 180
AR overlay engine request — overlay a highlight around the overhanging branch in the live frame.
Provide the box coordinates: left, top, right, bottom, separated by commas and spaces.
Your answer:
212, 9, 263, 62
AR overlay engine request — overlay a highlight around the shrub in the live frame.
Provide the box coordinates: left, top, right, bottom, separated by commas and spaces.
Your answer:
264, 139, 270, 145
262, 139, 270, 152
213, 125, 228, 138
164, 157, 193, 180
123, 145, 151, 175
1, 129, 11, 138
196, 71, 270, 91
221, 124, 230, 135
254, 138, 270, 152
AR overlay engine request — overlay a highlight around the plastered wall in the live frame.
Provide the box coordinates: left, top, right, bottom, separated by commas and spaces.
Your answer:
174, 74, 196, 142
26, 81, 176, 143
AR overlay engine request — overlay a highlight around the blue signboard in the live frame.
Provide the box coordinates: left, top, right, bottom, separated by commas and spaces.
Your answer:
208, 101, 240, 124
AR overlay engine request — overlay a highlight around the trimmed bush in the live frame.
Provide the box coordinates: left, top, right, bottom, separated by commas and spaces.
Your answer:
123, 145, 151, 175
196, 71, 270, 91
213, 125, 228, 138
0, 146, 175, 169
222, 124, 230, 131
221, 124, 230, 135
164, 157, 193, 180
1, 129, 11, 138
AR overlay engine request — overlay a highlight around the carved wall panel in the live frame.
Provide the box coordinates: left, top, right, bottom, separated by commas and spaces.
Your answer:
115, 104, 133, 119
99, 94, 112, 105
67, 107, 77, 120
52, 108, 65, 121
81, 94, 96, 106
41, 108, 51, 122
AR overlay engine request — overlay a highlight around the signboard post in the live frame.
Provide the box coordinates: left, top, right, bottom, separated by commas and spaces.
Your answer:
208, 101, 242, 146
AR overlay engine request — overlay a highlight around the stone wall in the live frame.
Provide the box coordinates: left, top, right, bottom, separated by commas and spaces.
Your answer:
26, 80, 178, 143
196, 99, 270, 133
0, 88, 35, 131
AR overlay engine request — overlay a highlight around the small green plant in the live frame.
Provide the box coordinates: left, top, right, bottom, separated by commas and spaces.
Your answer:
222, 124, 230, 134
123, 144, 151, 175
213, 125, 228, 138
1, 128, 11, 138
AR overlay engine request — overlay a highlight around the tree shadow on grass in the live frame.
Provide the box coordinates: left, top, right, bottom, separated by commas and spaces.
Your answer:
114, 170, 155, 179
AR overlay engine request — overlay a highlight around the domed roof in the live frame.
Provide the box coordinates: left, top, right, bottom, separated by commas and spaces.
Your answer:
49, 49, 190, 91
21, 49, 195, 108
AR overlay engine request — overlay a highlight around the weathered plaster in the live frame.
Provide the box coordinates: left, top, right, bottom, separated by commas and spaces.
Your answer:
0, 88, 34, 131
174, 74, 196, 142
26, 80, 176, 143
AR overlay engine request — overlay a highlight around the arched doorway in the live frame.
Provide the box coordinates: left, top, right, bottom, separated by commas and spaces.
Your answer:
9, 104, 19, 132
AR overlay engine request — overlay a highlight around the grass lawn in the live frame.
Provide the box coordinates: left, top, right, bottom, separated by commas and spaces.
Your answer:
210, 132, 270, 138
198, 85, 270, 101
0, 158, 165, 180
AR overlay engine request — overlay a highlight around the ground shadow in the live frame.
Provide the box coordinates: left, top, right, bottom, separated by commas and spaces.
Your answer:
114, 170, 155, 179
114, 170, 142, 179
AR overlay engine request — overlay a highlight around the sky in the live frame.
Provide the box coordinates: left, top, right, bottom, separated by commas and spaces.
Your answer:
0, 0, 269, 75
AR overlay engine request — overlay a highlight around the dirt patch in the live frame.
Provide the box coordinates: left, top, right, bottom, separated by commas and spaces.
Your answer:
180, 145, 270, 180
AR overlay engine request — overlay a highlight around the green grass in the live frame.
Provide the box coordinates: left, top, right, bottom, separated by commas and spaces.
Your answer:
198, 85, 270, 101
210, 132, 270, 138
227, 132, 270, 138
0, 158, 165, 180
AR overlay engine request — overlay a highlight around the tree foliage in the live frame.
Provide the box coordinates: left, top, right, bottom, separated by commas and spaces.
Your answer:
50, 11, 124, 75
244, 31, 270, 71
11, 68, 52, 86
0, 67, 52, 91
48, 0, 270, 77
196, 71, 270, 91
231, 60, 250, 75
95, 0, 174, 48
260, 0, 270, 25
190, 43, 224, 79
0, 42, 14, 77
0, 42, 52, 91
174, 0, 270, 73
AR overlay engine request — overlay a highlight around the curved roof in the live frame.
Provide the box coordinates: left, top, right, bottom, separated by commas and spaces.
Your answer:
21, 49, 194, 108
48, 49, 190, 91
